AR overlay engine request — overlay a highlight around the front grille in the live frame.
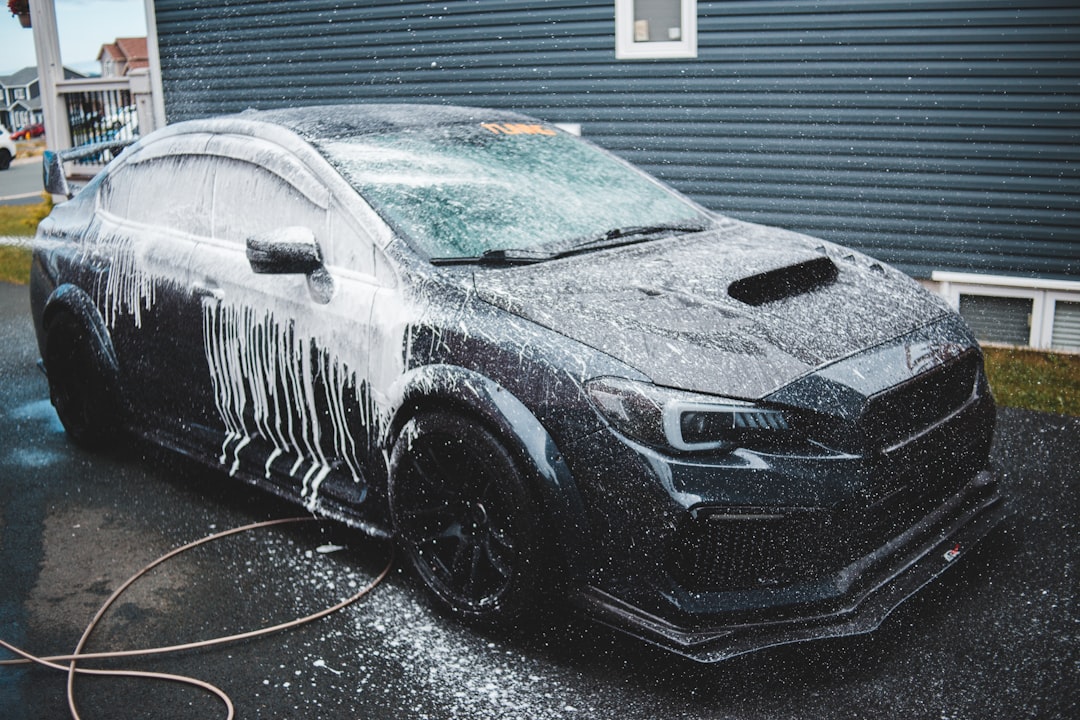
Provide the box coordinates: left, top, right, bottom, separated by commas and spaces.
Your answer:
670, 472, 971, 593
861, 352, 980, 450
668, 352, 991, 594
670, 511, 831, 591
791, 352, 983, 455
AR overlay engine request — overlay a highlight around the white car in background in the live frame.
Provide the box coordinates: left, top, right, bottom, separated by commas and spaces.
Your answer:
0, 125, 16, 170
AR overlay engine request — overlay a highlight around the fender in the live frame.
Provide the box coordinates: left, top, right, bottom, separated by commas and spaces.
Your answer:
41, 284, 121, 385
385, 364, 592, 580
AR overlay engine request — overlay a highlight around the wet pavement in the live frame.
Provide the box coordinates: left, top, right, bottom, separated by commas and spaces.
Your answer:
0, 279, 1077, 719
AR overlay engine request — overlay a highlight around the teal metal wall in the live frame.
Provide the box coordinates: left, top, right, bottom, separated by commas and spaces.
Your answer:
153, 0, 1080, 280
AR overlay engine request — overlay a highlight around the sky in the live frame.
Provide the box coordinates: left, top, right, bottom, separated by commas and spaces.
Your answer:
1, 0, 147, 76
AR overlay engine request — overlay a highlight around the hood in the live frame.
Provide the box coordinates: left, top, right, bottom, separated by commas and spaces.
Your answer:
472, 219, 953, 399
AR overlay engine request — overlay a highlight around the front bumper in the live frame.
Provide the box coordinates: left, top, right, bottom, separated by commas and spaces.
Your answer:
572, 470, 1008, 662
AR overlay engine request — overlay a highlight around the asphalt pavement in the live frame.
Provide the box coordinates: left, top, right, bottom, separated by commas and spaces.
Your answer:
0, 279, 1077, 720
0, 157, 44, 206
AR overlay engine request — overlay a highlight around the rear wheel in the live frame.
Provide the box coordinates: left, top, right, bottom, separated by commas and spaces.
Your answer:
44, 311, 122, 449
0, 149, 11, 171
389, 410, 542, 624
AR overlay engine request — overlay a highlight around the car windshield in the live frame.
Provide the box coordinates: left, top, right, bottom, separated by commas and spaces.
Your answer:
317, 122, 711, 260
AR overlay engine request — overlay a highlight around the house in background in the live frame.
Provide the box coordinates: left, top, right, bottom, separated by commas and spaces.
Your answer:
141, 0, 1080, 351
1, 65, 84, 132
0, 66, 40, 132
97, 37, 149, 78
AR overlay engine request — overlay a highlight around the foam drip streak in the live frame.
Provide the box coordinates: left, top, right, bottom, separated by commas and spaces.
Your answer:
200, 303, 369, 507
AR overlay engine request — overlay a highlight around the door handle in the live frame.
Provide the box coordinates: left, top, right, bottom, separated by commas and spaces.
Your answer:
192, 282, 224, 301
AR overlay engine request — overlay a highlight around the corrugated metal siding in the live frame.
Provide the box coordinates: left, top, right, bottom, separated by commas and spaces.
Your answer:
152, 0, 1080, 280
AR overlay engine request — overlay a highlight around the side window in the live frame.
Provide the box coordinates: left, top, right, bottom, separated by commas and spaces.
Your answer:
324, 198, 376, 277
100, 155, 216, 237
99, 166, 134, 219
615, 0, 698, 59
212, 158, 327, 247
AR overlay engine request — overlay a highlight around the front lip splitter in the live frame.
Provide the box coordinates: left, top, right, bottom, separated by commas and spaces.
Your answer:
573, 471, 1009, 663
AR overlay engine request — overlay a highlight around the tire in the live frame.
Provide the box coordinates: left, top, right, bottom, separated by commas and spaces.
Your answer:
44, 311, 122, 449
389, 409, 543, 624
0, 149, 11, 171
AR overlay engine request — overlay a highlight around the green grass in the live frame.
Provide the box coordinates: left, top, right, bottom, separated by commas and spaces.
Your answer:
0, 207, 1076, 416
0, 196, 52, 236
983, 346, 1080, 417
0, 197, 49, 284
0, 244, 32, 285
0, 198, 50, 284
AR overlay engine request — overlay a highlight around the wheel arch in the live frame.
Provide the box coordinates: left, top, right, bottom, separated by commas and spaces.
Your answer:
41, 283, 120, 385
383, 364, 592, 581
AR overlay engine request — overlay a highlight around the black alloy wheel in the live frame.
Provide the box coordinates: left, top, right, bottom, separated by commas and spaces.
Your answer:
389, 410, 541, 623
44, 311, 121, 449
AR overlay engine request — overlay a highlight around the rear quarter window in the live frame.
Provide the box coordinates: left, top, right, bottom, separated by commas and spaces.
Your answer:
101, 154, 216, 237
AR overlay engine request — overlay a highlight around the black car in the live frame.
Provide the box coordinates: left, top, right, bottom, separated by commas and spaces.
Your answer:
30, 104, 1007, 661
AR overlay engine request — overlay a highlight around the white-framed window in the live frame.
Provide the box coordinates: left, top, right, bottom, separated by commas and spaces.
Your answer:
956, 287, 1040, 348
932, 271, 1080, 352
615, 0, 698, 60
1047, 295, 1080, 351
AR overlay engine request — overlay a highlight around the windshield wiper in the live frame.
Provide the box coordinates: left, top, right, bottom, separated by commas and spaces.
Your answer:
554, 222, 711, 258
430, 248, 551, 266
429, 222, 711, 266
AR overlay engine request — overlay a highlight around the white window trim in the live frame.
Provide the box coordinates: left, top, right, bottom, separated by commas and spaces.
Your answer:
615, 0, 698, 60
144, 0, 168, 127
932, 271, 1080, 350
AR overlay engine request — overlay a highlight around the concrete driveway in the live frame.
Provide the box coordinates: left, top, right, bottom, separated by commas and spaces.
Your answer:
0, 280, 1076, 720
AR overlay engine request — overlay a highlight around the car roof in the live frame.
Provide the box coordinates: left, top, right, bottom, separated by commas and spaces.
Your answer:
119, 103, 545, 179
228, 103, 542, 142
130, 103, 547, 168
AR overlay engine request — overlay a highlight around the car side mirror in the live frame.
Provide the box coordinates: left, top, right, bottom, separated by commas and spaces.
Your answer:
246, 227, 336, 304
43, 150, 72, 199
247, 227, 324, 274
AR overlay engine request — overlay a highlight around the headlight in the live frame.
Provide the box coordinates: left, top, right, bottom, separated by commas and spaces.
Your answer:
585, 376, 791, 453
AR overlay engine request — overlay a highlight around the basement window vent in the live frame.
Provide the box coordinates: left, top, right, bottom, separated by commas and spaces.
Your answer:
958, 295, 1032, 347
1051, 301, 1080, 352
932, 272, 1080, 352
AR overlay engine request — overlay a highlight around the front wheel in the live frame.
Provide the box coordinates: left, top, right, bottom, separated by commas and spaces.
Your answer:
44, 311, 123, 449
389, 410, 543, 624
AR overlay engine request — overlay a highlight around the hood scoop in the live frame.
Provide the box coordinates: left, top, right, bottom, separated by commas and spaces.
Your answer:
728, 256, 839, 306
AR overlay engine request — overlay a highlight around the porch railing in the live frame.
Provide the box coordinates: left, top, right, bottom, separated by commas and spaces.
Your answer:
54, 70, 157, 174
